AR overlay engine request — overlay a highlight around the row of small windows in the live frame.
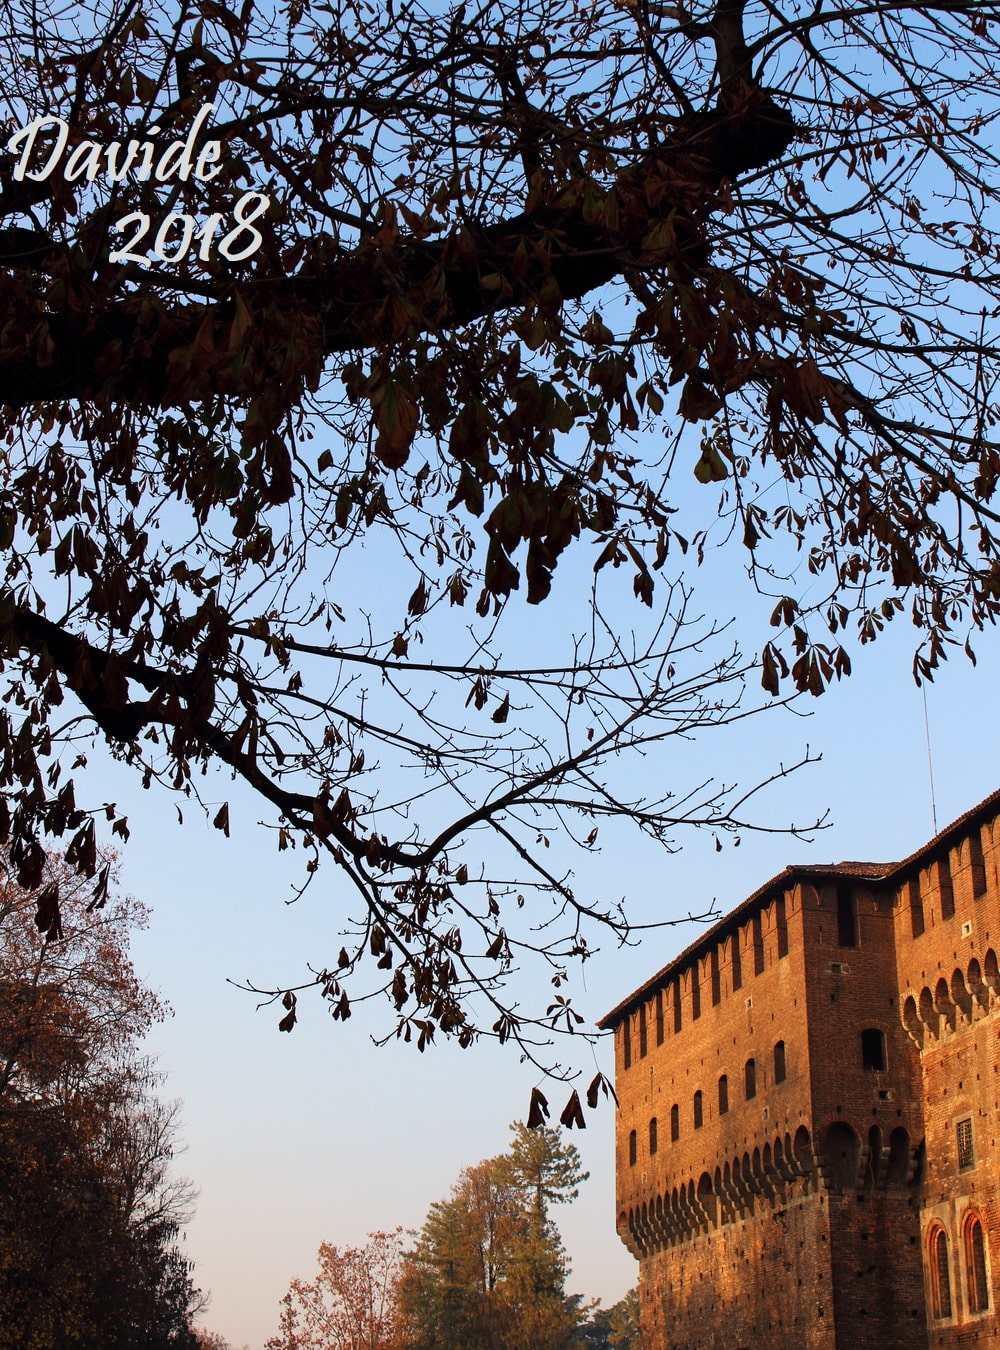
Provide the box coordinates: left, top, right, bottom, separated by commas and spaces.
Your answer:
928, 1212, 990, 1320
620, 899, 789, 1069
627, 1043, 788, 1164
626, 1032, 889, 1166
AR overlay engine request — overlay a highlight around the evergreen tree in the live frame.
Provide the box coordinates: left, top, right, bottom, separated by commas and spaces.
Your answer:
399, 1126, 586, 1350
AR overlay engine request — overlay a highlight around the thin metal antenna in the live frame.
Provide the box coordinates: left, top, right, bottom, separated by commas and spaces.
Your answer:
922, 681, 938, 835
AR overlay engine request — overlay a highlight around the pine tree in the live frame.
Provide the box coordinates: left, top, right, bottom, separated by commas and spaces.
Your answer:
398, 1126, 587, 1350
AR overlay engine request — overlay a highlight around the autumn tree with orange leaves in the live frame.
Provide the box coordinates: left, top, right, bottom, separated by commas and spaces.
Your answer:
1, 0, 999, 1084
267, 1229, 406, 1350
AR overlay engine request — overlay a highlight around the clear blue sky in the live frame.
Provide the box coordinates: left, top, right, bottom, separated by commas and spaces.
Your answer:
109, 549, 1000, 1347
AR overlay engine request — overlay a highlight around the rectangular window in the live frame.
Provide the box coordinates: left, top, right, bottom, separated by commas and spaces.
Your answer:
623, 1016, 631, 1070
691, 965, 701, 1021
655, 989, 664, 1046
836, 885, 857, 947
957, 1118, 974, 1170
937, 857, 955, 920
970, 830, 987, 898
718, 1074, 729, 1115
752, 913, 765, 975
639, 1004, 648, 1058
745, 1058, 756, 1101
731, 932, 742, 992
775, 895, 789, 959
673, 981, 682, 1034
710, 947, 721, 1005
909, 877, 925, 938
861, 1028, 886, 1071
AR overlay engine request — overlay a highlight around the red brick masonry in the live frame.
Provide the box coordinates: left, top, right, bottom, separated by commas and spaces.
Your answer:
600, 791, 1000, 1349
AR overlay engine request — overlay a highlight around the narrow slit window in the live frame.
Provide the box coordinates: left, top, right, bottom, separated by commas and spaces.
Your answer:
836, 885, 857, 947
649, 1117, 658, 1156
752, 913, 765, 975
970, 830, 988, 898
731, 932, 742, 992
673, 981, 682, 1034
693, 1090, 703, 1130
622, 1015, 631, 1070
938, 857, 955, 920
773, 1040, 786, 1084
691, 965, 701, 1021
628, 1129, 637, 1166
639, 1003, 648, 1058
718, 1074, 729, 1115
710, 947, 721, 1005
745, 1057, 756, 1101
909, 877, 925, 939
670, 1103, 679, 1143
775, 895, 789, 958
655, 989, 664, 1046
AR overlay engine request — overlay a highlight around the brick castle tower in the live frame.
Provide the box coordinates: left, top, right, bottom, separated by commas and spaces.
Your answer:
601, 791, 1000, 1349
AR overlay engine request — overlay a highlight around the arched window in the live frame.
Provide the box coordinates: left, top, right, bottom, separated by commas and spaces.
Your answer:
745, 1057, 756, 1101
693, 1090, 703, 1129
929, 1225, 952, 1318
628, 1130, 637, 1167
773, 1040, 786, 1084
670, 1103, 680, 1142
718, 1074, 729, 1115
649, 1117, 658, 1156
965, 1213, 990, 1312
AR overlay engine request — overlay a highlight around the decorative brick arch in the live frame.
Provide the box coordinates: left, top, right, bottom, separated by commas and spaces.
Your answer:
963, 1208, 991, 1314
927, 1221, 953, 1320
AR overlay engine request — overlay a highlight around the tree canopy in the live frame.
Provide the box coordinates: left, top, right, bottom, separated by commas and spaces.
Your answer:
1, 0, 998, 1073
397, 1124, 587, 1350
0, 854, 203, 1348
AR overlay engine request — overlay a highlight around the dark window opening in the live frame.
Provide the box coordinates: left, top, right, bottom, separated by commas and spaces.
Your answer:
691, 966, 701, 1021
639, 1003, 648, 1058
731, 933, 742, 992
967, 1216, 990, 1312
693, 1090, 703, 1130
752, 913, 765, 975
957, 1118, 974, 1170
932, 1229, 952, 1319
909, 877, 925, 939
970, 830, 988, 898
938, 858, 955, 920
672, 981, 682, 1034
774, 1040, 787, 1084
745, 1058, 757, 1101
775, 895, 789, 959
861, 1029, 886, 1072
628, 1129, 637, 1166
836, 885, 858, 947
622, 1016, 631, 1070
710, 947, 721, 1005
655, 990, 664, 1046
718, 1074, 729, 1115
670, 1104, 680, 1142
649, 1117, 658, 1156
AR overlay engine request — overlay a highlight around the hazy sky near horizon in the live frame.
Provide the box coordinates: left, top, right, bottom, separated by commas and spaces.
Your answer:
112, 581, 1000, 1348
